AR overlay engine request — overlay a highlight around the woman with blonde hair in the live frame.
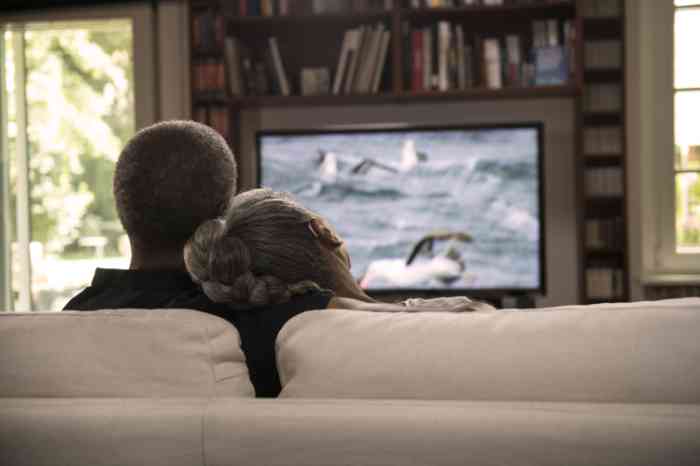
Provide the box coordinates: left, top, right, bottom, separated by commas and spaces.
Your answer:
185, 188, 487, 312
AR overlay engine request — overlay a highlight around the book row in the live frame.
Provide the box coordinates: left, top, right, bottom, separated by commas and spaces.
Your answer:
586, 267, 625, 299
192, 9, 225, 52
192, 59, 226, 97
231, 0, 394, 16
403, 18, 575, 91
584, 126, 622, 155
579, 0, 621, 18
406, 0, 571, 7
226, 0, 573, 16
585, 217, 624, 250
583, 83, 622, 113
585, 167, 623, 197
222, 23, 391, 97
193, 106, 230, 140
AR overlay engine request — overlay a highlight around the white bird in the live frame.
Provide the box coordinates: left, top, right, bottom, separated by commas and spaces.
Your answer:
319, 151, 338, 183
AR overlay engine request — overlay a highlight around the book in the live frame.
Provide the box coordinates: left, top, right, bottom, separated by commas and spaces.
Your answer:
437, 21, 451, 91
268, 37, 291, 96
483, 38, 502, 89
412, 29, 424, 90
355, 23, 385, 93
534, 45, 568, 85
344, 27, 365, 93
333, 29, 353, 95
372, 30, 391, 93
455, 24, 466, 90
423, 26, 432, 90
546, 19, 559, 46
224, 37, 244, 96
505, 35, 521, 86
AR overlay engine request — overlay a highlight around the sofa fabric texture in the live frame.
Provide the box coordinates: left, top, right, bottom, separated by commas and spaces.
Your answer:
0, 309, 254, 398
277, 298, 700, 402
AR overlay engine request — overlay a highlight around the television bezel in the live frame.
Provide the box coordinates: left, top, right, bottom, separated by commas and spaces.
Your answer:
255, 122, 546, 299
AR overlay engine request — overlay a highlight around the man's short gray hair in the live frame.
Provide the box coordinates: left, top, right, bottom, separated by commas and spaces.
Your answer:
184, 189, 335, 308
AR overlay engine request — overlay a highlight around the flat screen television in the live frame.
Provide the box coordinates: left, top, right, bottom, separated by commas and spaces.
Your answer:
257, 123, 545, 296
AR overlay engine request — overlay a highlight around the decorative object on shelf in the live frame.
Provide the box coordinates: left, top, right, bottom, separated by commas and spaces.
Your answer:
300, 67, 331, 95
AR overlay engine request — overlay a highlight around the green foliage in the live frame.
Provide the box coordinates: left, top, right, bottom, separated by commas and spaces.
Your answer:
6, 22, 134, 255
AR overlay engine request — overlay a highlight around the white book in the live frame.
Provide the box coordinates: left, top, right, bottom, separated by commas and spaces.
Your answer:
224, 37, 243, 96
333, 29, 353, 95
345, 26, 366, 94
371, 30, 391, 93
483, 38, 502, 89
355, 24, 385, 93
437, 21, 450, 91
456, 24, 466, 90
268, 37, 290, 96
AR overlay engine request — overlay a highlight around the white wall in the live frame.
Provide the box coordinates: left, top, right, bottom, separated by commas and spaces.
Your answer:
238, 99, 578, 307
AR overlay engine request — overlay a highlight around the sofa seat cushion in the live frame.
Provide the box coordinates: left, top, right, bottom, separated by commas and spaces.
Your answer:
276, 298, 700, 402
0, 309, 254, 398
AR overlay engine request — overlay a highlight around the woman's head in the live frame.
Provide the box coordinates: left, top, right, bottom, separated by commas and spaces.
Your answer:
184, 189, 343, 308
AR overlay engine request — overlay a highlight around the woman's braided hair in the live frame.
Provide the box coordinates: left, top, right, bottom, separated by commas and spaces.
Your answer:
184, 189, 335, 309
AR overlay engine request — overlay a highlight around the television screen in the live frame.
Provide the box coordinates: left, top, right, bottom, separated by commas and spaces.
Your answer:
257, 124, 544, 294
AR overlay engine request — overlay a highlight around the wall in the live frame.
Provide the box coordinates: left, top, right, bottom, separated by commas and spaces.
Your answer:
237, 98, 578, 307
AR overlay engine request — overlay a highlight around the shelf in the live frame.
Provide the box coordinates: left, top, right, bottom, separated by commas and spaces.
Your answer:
404, 1, 575, 20
582, 17, 622, 40
225, 85, 579, 108
586, 248, 625, 258
583, 111, 622, 126
586, 196, 624, 217
584, 68, 622, 83
583, 154, 623, 167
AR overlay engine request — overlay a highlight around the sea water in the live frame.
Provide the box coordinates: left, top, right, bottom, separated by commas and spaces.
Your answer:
260, 127, 541, 290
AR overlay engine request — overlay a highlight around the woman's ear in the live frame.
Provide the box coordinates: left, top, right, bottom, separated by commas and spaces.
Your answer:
308, 217, 343, 249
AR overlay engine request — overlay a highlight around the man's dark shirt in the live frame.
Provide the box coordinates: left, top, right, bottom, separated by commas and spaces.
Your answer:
64, 268, 332, 397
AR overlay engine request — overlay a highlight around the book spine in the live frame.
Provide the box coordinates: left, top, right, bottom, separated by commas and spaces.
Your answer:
372, 30, 391, 93
412, 29, 423, 91
269, 37, 290, 96
423, 27, 431, 90
505, 35, 521, 86
456, 24, 466, 90
437, 21, 450, 91
483, 38, 502, 89
333, 29, 352, 95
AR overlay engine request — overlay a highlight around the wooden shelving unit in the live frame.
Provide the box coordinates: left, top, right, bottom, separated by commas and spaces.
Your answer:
576, 0, 628, 304
188, 0, 629, 304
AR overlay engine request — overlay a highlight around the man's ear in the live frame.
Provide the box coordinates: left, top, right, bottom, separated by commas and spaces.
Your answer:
308, 217, 342, 249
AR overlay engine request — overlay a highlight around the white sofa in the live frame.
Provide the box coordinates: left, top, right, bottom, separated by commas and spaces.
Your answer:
1, 298, 699, 466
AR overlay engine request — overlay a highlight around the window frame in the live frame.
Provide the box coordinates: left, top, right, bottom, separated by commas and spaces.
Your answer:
0, 3, 157, 310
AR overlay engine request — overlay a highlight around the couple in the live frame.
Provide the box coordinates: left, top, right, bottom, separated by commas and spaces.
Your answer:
65, 121, 490, 397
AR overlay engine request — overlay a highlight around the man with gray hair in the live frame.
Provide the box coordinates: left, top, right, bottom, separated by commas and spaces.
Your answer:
64, 121, 333, 397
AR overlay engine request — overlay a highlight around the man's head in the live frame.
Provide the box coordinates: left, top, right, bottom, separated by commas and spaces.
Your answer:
114, 120, 237, 265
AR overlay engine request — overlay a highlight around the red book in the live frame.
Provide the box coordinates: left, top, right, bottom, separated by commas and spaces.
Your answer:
239, 0, 247, 16
412, 29, 423, 91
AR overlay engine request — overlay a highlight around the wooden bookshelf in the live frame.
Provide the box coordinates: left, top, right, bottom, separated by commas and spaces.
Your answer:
576, 0, 628, 304
188, 0, 629, 305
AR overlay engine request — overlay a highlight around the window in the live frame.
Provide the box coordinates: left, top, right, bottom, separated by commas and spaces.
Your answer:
1, 6, 155, 311
674, 1, 700, 254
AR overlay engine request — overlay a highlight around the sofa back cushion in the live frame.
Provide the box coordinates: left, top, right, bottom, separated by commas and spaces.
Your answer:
0, 309, 254, 398
276, 298, 700, 403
